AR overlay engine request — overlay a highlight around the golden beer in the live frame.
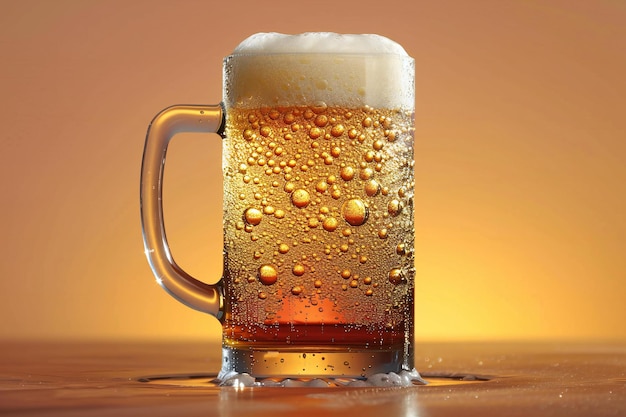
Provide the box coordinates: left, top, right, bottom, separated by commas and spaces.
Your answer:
221, 103, 414, 377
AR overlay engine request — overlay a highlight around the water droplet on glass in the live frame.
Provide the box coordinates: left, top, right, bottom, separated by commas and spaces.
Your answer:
388, 268, 405, 285
340, 166, 355, 181
388, 199, 403, 216
244, 207, 263, 225
258, 264, 278, 285
292, 263, 305, 276
342, 199, 368, 226
322, 217, 338, 232
291, 189, 311, 208
364, 180, 381, 197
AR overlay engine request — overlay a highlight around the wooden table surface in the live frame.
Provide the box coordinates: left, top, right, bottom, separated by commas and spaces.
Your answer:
0, 340, 624, 416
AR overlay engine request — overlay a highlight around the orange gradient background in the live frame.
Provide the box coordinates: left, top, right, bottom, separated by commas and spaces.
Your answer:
1, 0, 624, 343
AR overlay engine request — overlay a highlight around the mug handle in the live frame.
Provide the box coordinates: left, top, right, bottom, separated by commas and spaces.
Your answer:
140, 104, 224, 319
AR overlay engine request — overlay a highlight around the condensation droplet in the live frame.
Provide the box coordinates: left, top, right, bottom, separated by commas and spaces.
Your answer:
291, 285, 303, 295
364, 180, 381, 197
314, 114, 328, 127
292, 263, 305, 276
309, 127, 323, 139
388, 199, 403, 216
342, 199, 368, 226
340, 166, 355, 181
315, 181, 329, 193
322, 217, 339, 232
278, 243, 289, 254
331, 125, 345, 137
244, 208, 263, 226
388, 268, 405, 285
258, 264, 278, 285
291, 189, 311, 208
359, 167, 374, 180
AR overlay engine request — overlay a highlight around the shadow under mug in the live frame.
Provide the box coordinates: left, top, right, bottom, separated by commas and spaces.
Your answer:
141, 44, 415, 380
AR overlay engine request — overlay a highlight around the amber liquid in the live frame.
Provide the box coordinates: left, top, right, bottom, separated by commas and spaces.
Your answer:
220, 105, 414, 377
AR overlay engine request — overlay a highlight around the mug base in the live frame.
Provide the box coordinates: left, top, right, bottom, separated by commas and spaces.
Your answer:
218, 345, 408, 380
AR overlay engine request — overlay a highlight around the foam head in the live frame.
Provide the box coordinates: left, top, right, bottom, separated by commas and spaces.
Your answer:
224, 32, 414, 110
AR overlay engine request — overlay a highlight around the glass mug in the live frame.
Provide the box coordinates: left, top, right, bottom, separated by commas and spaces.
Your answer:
141, 33, 415, 381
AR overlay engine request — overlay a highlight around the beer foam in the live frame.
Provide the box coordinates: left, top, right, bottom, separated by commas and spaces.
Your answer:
224, 32, 414, 109
233, 32, 409, 56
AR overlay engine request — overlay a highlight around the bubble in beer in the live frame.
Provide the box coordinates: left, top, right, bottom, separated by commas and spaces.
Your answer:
244, 208, 263, 226
291, 189, 311, 208
258, 264, 278, 285
388, 268, 405, 285
342, 199, 368, 226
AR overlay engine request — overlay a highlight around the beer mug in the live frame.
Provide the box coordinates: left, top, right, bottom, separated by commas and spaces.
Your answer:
141, 33, 415, 382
